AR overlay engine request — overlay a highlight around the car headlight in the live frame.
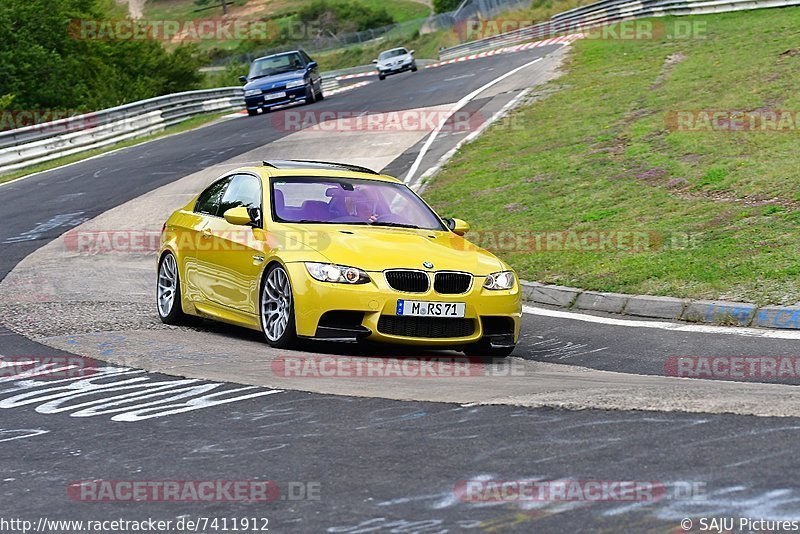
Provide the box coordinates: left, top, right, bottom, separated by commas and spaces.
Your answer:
483, 271, 515, 291
305, 263, 370, 284
244, 88, 262, 97
285, 79, 307, 89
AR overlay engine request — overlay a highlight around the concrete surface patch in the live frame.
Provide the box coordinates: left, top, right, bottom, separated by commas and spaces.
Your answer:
574, 291, 628, 314
523, 282, 581, 308
625, 295, 687, 320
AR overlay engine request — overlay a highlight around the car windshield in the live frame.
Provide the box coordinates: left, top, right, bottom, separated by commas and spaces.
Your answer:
249, 53, 304, 79
272, 177, 446, 230
379, 49, 407, 60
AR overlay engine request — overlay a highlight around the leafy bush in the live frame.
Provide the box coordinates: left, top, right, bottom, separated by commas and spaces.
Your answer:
433, 0, 462, 14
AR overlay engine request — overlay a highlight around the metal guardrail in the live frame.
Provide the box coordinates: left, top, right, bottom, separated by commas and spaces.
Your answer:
439, 0, 800, 59
0, 88, 245, 176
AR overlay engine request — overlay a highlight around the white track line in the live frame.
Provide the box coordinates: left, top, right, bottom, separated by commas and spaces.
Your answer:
404, 56, 543, 186
415, 87, 531, 193
524, 305, 800, 340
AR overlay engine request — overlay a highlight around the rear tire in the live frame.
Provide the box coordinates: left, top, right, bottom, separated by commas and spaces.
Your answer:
157, 252, 188, 325
260, 264, 298, 349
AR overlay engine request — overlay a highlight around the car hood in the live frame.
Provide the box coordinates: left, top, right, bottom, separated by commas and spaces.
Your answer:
378, 54, 412, 67
244, 71, 305, 91
280, 224, 506, 275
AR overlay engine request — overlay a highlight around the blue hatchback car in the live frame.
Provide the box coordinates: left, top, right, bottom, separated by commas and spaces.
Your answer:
240, 50, 324, 116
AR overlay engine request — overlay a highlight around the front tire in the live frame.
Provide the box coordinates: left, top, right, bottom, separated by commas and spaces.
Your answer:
411, 63, 418, 72
157, 252, 188, 325
378, 73, 386, 81
260, 264, 298, 349
247, 109, 258, 117
305, 85, 316, 104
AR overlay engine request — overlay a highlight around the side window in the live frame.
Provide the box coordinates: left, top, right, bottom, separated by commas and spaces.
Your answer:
218, 174, 263, 221
195, 178, 230, 216
301, 51, 312, 65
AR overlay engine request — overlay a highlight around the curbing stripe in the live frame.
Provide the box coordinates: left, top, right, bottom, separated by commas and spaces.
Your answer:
520, 281, 800, 330
424, 34, 583, 70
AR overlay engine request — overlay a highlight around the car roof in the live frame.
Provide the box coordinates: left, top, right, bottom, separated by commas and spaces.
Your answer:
253, 50, 303, 62
234, 160, 403, 183
382, 47, 408, 54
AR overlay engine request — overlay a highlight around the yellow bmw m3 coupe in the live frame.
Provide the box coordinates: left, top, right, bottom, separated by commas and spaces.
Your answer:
157, 160, 521, 356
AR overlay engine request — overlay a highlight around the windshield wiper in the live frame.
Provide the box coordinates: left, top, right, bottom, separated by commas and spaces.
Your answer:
290, 220, 368, 225
369, 222, 421, 229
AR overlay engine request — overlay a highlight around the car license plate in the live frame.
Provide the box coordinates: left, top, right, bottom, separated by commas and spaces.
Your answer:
396, 300, 466, 318
264, 92, 286, 101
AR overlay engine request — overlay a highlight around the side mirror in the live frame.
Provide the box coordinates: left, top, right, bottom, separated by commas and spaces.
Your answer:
447, 218, 470, 236
372, 59, 378, 64
409, 50, 416, 55
239, 75, 248, 84
223, 206, 253, 227
307, 61, 318, 70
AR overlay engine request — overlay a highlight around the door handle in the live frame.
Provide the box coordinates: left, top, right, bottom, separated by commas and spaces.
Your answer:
200, 229, 212, 239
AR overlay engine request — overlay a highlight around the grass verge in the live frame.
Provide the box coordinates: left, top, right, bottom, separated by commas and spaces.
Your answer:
423, 8, 800, 305
0, 111, 236, 186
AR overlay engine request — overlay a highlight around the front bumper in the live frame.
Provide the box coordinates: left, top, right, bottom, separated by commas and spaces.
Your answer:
379, 62, 415, 75
245, 85, 308, 111
286, 263, 522, 347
